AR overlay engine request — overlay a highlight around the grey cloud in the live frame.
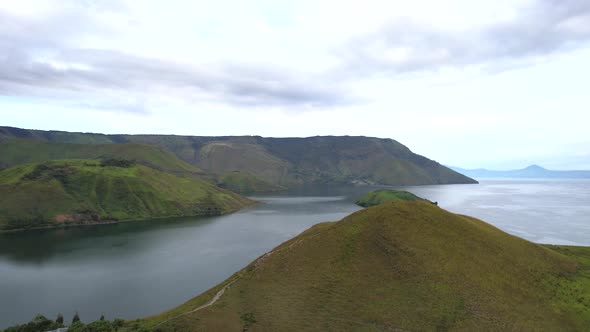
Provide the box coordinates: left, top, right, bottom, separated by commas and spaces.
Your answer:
341, 0, 590, 76
0, 6, 347, 111
0, 47, 347, 108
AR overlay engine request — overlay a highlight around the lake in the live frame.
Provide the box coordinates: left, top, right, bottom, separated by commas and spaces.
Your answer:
1, 179, 589, 327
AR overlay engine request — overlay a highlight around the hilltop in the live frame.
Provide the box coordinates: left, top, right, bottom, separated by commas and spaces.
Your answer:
0, 159, 256, 232
355, 189, 435, 207
0, 127, 477, 187
451, 165, 590, 179
133, 201, 590, 331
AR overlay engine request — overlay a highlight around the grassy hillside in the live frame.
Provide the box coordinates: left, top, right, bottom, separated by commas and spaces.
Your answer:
0, 127, 477, 187
135, 201, 590, 331
0, 140, 204, 176
198, 141, 292, 185
260, 136, 474, 186
217, 171, 285, 193
355, 189, 434, 207
0, 160, 256, 232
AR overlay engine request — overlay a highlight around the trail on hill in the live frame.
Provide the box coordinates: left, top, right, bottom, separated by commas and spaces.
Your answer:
153, 278, 238, 328
153, 230, 324, 329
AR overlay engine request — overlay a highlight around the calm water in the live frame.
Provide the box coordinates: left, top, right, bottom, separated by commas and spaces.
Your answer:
1, 179, 589, 327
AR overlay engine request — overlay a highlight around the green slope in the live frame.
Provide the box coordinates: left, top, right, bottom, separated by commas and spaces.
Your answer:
355, 189, 435, 207
217, 171, 286, 193
0, 127, 477, 187
0, 160, 257, 232
136, 202, 590, 331
198, 141, 291, 185
0, 140, 204, 176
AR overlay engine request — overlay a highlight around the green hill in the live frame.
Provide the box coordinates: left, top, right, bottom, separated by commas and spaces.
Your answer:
0, 127, 477, 187
0, 160, 257, 232
217, 171, 286, 193
0, 140, 204, 176
134, 201, 590, 331
355, 189, 434, 207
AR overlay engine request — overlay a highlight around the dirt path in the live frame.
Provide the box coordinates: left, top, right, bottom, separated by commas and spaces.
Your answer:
153, 278, 238, 328
152, 234, 319, 329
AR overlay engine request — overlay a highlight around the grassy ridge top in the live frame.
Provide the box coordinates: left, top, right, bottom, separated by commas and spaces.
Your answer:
139, 201, 590, 331
0, 160, 256, 232
0, 140, 203, 176
355, 189, 433, 207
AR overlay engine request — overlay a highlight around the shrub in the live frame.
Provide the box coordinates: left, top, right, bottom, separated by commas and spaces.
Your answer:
240, 312, 257, 331
100, 158, 135, 168
23, 164, 76, 181
2, 314, 61, 332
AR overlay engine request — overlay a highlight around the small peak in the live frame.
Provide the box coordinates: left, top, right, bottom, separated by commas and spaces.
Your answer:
525, 164, 545, 170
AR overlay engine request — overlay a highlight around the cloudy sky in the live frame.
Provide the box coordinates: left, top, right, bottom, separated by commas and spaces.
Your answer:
1, 0, 589, 169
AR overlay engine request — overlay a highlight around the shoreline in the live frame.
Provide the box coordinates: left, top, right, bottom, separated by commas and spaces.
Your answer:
0, 201, 262, 234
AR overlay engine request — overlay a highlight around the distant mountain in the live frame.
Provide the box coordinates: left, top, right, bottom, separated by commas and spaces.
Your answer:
0, 159, 256, 232
451, 164, 590, 179
0, 126, 477, 186
135, 200, 590, 331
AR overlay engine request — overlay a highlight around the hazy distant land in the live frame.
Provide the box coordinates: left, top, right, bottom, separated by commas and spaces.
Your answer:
451, 164, 590, 179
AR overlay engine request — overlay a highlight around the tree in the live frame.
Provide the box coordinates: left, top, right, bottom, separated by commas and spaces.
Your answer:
100, 314, 105, 321
72, 312, 80, 323
56, 313, 64, 325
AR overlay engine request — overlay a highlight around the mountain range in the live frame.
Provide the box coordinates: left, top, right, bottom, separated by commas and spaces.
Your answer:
451, 164, 590, 179
0, 126, 476, 187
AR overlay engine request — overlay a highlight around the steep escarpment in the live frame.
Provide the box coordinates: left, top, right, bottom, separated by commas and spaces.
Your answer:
0, 127, 477, 187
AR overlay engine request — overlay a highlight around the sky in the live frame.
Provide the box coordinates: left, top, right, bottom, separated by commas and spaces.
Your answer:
1, 0, 589, 170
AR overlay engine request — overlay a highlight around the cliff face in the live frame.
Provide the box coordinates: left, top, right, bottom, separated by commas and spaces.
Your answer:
0, 127, 477, 186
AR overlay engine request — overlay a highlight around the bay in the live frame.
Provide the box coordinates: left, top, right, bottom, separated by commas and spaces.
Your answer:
1, 179, 589, 327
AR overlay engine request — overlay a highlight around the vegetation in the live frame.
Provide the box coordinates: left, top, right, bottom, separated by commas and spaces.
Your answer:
3, 201, 590, 331
240, 312, 257, 331
1, 315, 125, 332
99, 158, 136, 168
355, 189, 435, 207
133, 201, 590, 331
0, 140, 203, 176
0, 127, 477, 187
0, 159, 257, 232
68, 318, 125, 332
1, 315, 63, 332
217, 171, 285, 193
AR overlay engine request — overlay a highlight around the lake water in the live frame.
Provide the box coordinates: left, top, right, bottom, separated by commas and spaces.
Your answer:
1, 179, 589, 327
